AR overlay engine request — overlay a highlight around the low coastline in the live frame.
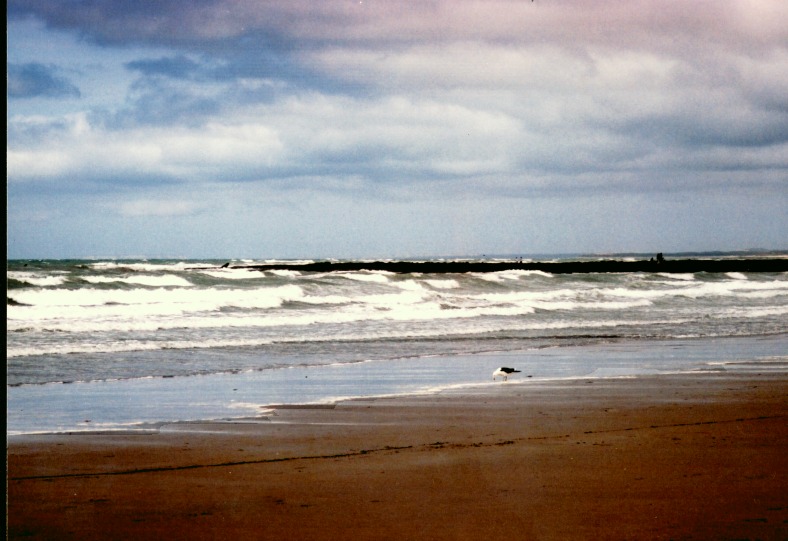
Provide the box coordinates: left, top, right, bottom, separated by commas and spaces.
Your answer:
8, 371, 787, 540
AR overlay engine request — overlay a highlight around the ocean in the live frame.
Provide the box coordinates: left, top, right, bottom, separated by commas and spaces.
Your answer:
7, 256, 788, 434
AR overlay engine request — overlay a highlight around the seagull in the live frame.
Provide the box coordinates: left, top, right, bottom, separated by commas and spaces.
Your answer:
493, 367, 521, 381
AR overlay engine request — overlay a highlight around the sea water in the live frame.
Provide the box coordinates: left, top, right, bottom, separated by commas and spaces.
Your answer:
7, 256, 788, 433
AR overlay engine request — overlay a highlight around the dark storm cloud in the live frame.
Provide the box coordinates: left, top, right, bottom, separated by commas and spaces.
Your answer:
8, 62, 81, 99
10, 1, 787, 52
125, 55, 202, 79
7, 0, 293, 49
115, 81, 222, 127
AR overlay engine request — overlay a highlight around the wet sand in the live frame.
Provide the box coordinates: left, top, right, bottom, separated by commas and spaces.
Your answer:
8, 373, 788, 540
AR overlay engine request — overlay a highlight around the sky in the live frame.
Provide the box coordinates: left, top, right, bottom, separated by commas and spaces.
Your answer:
7, 0, 788, 259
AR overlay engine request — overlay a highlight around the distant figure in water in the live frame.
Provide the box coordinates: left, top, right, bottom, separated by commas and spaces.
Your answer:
656, 253, 665, 263
493, 367, 521, 381
221, 262, 230, 268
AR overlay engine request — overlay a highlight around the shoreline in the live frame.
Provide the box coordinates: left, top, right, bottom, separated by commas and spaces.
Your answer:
8, 334, 787, 435
8, 371, 788, 540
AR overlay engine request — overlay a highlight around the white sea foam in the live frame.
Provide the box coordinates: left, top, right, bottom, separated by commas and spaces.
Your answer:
199, 268, 264, 280
88, 261, 204, 272
82, 276, 123, 284
521, 270, 555, 278
127, 274, 193, 287
6, 333, 292, 358
533, 299, 653, 311
657, 273, 696, 281
226, 402, 270, 412
6, 285, 307, 334
9, 269, 785, 345
82, 274, 194, 287
7, 272, 67, 287
339, 271, 393, 283
9, 283, 304, 309
395, 279, 428, 292
423, 279, 460, 289
267, 269, 302, 277
660, 279, 787, 299
474, 269, 553, 282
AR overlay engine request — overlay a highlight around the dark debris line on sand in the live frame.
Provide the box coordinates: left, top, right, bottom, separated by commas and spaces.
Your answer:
9, 414, 783, 482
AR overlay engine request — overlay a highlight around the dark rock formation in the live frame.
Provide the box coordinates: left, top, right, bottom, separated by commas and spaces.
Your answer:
228, 258, 787, 275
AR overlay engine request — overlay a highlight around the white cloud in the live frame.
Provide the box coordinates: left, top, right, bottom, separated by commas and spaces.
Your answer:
6, 0, 788, 257
268, 94, 524, 177
7, 114, 284, 183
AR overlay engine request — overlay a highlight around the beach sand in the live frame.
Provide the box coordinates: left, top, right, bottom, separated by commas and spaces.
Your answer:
8, 372, 788, 540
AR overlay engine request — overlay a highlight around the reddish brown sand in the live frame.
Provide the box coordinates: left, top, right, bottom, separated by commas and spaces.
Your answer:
8, 373, 788, 540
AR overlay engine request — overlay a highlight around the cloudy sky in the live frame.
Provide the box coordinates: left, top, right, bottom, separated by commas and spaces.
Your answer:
7, 0, 788, 259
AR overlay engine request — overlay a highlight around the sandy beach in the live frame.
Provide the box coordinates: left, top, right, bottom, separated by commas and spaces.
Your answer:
8, 372, 788, 540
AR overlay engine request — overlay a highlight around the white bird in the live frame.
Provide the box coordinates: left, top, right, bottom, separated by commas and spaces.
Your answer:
493, 367, 521, 381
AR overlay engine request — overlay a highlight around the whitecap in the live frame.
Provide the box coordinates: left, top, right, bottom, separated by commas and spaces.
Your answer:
657, 273, 695, 281
123, 274, 193, 287
423, 279, 460, 289
7, 272, 67, 287
199, 269, 264, 280
339, 271, 393, 283
267, 269, 302, 278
